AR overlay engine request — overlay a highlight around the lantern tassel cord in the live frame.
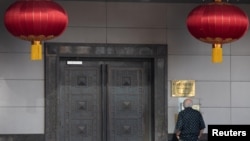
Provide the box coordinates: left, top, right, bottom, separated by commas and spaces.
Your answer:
31, 41, 42, 60
212, 44, 223, 63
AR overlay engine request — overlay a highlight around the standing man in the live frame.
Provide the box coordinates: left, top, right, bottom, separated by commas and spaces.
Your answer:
175, 98, 206, 141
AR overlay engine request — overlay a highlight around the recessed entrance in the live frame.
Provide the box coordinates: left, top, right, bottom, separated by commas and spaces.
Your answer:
45, 43, 168, 141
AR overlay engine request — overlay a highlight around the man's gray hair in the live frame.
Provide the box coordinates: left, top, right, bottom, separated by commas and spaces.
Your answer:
183, 98, 193, 108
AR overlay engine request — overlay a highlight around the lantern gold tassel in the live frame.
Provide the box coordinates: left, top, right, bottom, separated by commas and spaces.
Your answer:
212, 44, 223, 63
31, 40, 42, 60
214, 0, 222, 2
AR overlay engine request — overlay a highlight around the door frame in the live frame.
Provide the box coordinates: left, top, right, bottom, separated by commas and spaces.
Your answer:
45, 43, 168, 141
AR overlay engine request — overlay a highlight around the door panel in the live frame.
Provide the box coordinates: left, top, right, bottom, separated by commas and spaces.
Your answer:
107, 62, 151, 141
59, 61, 102, 141
59, 59, 152, 141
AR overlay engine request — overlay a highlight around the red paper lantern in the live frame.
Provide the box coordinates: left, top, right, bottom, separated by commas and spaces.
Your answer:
186, 0, 249, 63
4, 0, 68, 60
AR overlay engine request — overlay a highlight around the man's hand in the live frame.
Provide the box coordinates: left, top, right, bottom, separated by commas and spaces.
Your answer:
176, 135, 180, 140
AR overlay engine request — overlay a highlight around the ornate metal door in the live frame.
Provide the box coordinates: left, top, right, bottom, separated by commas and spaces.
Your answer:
58, 59, 152, 141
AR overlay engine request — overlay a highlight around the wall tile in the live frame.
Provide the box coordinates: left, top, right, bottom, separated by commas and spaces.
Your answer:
107, 2, 167, 28
231, 4, 250, 56
231, 56, 250, 81
0, 23, 31, 53
167, 81, 179, 107
168, 55, 230, 81
166, 3, 197, 28
202, 108, 231, 133
59, 1, 107, 27
48, 27, 107, 43
196, 82, 231, 107
231, 31, 250, 56
231, 82, 250, 107
0, 54, 43, 80
168, 107, 179, 133
107, 28, 167, 44
232, 108, 250, 124
0, 80, 44, 107
0, 107, 44, 134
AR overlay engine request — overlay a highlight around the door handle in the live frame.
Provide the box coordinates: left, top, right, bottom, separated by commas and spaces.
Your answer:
100, 64, 108, 86
100, 63, 107, 140
105, 64, 109, 86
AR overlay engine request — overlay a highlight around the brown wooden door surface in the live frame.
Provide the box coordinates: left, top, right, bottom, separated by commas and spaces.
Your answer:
58, 59, 152, 141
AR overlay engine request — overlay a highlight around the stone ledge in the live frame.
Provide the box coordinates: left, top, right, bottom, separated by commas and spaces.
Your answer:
0, 135, 44, 141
